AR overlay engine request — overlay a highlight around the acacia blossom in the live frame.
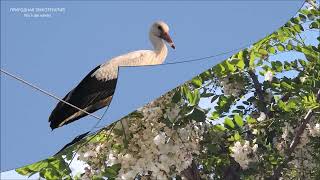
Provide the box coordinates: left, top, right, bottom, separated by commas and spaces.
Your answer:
257, 112, 266, 121
307, 123, 320, 137
219, 76, 244, 96
77, 93, 205, 180
230, 141, 258, 169
264, 71, 273, 82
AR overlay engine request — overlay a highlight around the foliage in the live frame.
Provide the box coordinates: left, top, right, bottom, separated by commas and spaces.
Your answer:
15, 157, 72, 180
16, 2, 319, 180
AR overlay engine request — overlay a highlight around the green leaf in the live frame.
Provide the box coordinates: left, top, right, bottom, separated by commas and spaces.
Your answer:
28, 161, 49, 172
191, 77, 202, 88
211, 111, 220, 120
267, 46, 276, 54
287, 100, 297, 111
42, 168, 60, 180
229, 58, 240, 65
201, 92, 215, 98
211, 95, 219, 103
310, 9, 320, 16
258, 49, 268, 56
103, 164, 121, 179
172, 90, 181, 103
293, 24, 303, 33
213, 63, 226, 76
284, 61, 292, 71
234, 132, 241, 141
278, 100, 287, 111
243, 101, 250, 105
299, 14, 306, 22
310, 21, 319, 29
189, 89, 200, 106
236, 105, 245, 110
290, 17, 300, 24
301, 46, 319, 61
277, 44, 285, 51
49, 157, 71, 177
16, 160, 48, 177
225, 61, 236, 72
271, 61, 283, 72
16, 167, 33, 176
236, 58, 245, 69
227, 136, 235, 142
182, 86, 200, 106
249, 51, 256, 67
246, 116, 256, 124
234, 114, 244, 127
187, 107, 207, 122
298, 59, 307, 67
214, 125, 226, 131
299, 9, 309, 15
280, 81, 293, 90
291, 60, 298, 68
302, 93, 319, 109
224, 117, 235, 129
92, 175, 105, 180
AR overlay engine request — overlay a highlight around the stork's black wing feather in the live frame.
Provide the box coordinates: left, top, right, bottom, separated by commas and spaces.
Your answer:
49, 66, 117, 129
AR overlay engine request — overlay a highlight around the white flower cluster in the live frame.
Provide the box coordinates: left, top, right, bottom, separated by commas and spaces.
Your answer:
299, 76, 307, 83
219, 76, 244, 96
77, 93, 205, 180
264, 71, 273, 82
257, 112, 267, 122
281, 122, 294, 141
307, 123, 320, 137
230, 141, 258, 169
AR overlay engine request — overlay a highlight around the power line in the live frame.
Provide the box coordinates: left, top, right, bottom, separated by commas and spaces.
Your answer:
0, 69, 102, 120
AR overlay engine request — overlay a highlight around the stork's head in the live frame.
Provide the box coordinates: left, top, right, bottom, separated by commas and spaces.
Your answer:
150, 21, 175, 49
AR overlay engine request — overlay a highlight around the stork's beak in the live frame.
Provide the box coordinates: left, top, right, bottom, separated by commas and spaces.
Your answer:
160, 32, 175, 49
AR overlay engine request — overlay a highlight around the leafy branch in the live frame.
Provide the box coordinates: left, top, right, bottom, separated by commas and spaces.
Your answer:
271, 89, 320, 179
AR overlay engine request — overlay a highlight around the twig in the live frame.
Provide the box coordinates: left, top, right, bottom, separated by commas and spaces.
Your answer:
270, 89, 320, 179
120, 120, 128, 144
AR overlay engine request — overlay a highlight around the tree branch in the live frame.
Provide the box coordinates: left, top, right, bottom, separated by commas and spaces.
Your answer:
270, 89, 320, 179
243, 50, 269, 115
223, 158, 241, 180
181, 161, 201, 180
247, 69, 269, 115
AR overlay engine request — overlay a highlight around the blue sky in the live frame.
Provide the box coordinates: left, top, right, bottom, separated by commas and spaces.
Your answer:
0, 0, 305, 177
2, 30, 318, 180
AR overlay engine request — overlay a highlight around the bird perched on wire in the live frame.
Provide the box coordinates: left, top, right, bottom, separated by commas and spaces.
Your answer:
49, 21, 175, 130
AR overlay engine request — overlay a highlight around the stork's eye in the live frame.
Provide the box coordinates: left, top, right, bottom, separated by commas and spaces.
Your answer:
158, 26, 163, 31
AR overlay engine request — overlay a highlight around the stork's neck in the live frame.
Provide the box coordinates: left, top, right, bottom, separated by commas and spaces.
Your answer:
149, 34, 168, 62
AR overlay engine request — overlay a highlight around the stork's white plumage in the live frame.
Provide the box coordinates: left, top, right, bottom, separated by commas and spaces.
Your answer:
49, 21, 175, 129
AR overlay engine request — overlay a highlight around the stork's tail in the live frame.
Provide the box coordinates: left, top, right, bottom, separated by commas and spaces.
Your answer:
49, 96, 112, 130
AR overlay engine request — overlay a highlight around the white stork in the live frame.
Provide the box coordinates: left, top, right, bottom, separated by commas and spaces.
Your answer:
49, 21, 175, 129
